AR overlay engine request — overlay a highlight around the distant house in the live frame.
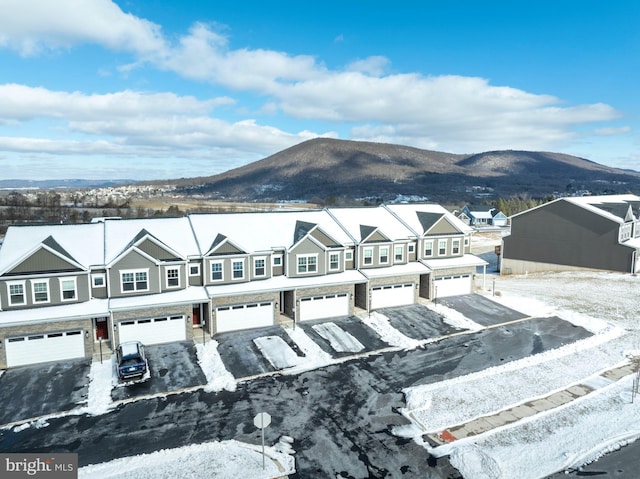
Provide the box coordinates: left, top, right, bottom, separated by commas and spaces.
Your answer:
459, 205, 508, 227
501, 194, 640, 275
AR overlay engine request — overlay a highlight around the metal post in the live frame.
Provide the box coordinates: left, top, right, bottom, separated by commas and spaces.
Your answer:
261, 423, 265, 470
202, 320, 206, 344
99, 337, 103, 364
492, 278, 496, 297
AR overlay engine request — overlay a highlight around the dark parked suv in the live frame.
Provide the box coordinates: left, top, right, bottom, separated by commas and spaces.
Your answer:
116, 341, 148, 381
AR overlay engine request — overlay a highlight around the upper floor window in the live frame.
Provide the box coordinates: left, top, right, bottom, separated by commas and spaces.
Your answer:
166, 267, 180, 288
60, 277, 77, 301
394, 245, 404, 262
232, 260, 244, 279
379, 246, 389, 264
254, 257, 266, 277
345, 250, 353, 261
189, 264, 201, 276
329, 252, 340, 271
121, 270, 148, 292
32, 280, 49, 303
408, 243, 415, 254
452, 240, 460, 255
297, 254, 318, 274
8, 281, 25, 306
464, 237, 470, 247
273, 255, 283, 266
92, 274, 106, 288
438, 240, 447, 256
363, 248, 373, 265
424, 241, 433, 257
211, 262, 223, 281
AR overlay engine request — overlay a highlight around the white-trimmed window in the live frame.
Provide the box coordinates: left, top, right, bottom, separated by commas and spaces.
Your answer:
394, 245, 404, 262
166, 267, 180, 288
121, 269, 148, 292
60, 277, 78, 301
232, 260, 244, 279
189, 264, 201, 276
345, 250, 353, 261
363, 248, 374, 265
452, 239, 461, 255
8, 281, 25, 306
438, 240, 447, 256
92, 273, 106, 288
408, 243, 415, 254
329, 252, 340, 271
297, 254, 318, 274
424, 240, 433, 257
32, 280, 49, 303
211, 261, 223, 281
464, 237, 470, 247
254, 257, 266, 277
273, 255, 283, 266
379, 246, 389, 264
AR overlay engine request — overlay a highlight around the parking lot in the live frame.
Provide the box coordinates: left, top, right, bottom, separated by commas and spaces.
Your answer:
0, 294, 580, 428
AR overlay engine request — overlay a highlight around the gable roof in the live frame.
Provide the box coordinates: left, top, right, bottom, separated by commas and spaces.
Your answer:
327, 206, 416, 243
384, 204, 472, 236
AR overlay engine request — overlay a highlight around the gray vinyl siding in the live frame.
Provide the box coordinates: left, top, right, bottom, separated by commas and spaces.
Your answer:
421, 236, 464, 260
213, 242, 244, 255
205, 255, 251, 285
188, 261, 202, 286
426, 218, 460, 235
8, 248, 82, 275
161, 263, 187, 292
138, 238, 179, 261
503, 200, 633, 272
288, 238, 326, 277
109, 250, 160, 296
363, 231, 388, 243
0, 273, 90, 310
310, 229, 340, 247
358, 242, 393, 268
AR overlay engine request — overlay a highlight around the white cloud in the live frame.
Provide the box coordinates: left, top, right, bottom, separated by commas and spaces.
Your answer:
0, 0, 165, 56
593, 126, 632, 136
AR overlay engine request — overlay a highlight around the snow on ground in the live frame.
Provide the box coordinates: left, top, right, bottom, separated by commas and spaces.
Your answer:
254, 336, 306, 369
85, 356, 116, 416
195, 340, 236, 392
425, 302, 484, 332
312, 322, 365, 353
281, 325, 334, 373
405, 269, 640, 479
79, 438, 296, 479
360, 311, 422, 349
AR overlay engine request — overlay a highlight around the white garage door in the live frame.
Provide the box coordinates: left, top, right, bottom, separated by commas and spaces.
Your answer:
299, 293, 350, 322
371, 283, 415, 309
5, 330, 85, 367
434, 274, 472, 298
216, 302, 273, 333
118, 315, 186, 346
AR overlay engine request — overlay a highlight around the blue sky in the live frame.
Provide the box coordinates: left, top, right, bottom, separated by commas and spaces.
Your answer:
0, 0, 638, 181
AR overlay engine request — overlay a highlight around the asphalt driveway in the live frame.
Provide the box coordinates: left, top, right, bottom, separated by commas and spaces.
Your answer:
0, 358, 91, 425
379, 304, 461, 339
437, 294, 529, 326
215, 325, 305, 379
111, 341, 206, 401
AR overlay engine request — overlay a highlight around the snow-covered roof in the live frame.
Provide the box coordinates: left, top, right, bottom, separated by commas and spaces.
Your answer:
359, 262, 431, 279
189, 210, 354, 255
108, 287, 209, 311
511, 194, 640, 223
0, 222, 105, 274
206, 270, 367, 298
0, 298, 110, 326
327, 207, 417, 242
384, 204, 473, 235
421, 254, 488, 270
103, 217, 200, 263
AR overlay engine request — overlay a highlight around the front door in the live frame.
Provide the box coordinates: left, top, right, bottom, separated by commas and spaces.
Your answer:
192, 305, 201, 326
95, 318, 109, 341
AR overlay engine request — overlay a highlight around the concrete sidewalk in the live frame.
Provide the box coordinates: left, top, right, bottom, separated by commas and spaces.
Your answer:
426, 361, 638, 446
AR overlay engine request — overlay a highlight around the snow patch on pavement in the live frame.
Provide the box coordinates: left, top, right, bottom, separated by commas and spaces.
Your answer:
196, 340, 236, 392
281, 326, 334, 373
425, 302, 484, 332
312, 322, 365, 353
85, 356, 115, 416
254, 336, 305, 369
360, 311, 421, 349
79, 438, 296, 479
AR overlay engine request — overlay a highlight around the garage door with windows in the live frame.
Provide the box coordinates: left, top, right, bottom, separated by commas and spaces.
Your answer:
299, 293, 349, 322
371, 283, 415, 309
118, 315, 186, 345
5, 330, 85, 367
434, 274, 471, 298
216, 302, 273, 333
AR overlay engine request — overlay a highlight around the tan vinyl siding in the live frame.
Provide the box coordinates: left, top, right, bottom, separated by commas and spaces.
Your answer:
138, 238, 179, 261
8, 248, 82, 275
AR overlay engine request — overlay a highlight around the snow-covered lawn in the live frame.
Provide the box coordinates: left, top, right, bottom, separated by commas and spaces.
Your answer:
79, 438, 296, 479
398, 270, 640, 479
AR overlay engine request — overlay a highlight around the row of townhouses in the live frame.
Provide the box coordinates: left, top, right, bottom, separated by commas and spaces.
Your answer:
0, 204, 487, 369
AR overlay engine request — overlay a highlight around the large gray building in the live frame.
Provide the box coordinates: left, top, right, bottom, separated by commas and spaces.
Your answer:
501, 195, 640, 275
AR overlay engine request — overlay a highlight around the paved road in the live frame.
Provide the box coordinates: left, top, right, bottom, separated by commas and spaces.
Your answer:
0, 316, 590, 478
